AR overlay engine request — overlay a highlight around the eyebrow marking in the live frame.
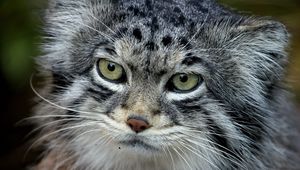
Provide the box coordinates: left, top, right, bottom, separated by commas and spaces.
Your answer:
181, 56, 203, 66
181, 56, 215, 72
94, 45, 118, 59
104, 47, 116, 55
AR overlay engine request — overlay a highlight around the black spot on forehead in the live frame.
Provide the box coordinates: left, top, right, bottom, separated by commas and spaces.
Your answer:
150, 17, 159, 32
116, 12, 127, 22
128, 6, 138, 14
187, 0, 209, 13
162, 36, 172, 46
173, 7, 181, 13
179, 37, 192, 50
145, 0, 153, 10
128, 5, 134, 11
145, 41, 159, 51
128, 5, 146, 17
132, 28, 142, 41
178, 15, 186, 25
168, 15, 186, 27
188, 22, 196, 34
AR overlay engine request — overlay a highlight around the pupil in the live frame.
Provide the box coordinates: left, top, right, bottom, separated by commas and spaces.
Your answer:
107, 63, 115, 71
179, 74, 188, 82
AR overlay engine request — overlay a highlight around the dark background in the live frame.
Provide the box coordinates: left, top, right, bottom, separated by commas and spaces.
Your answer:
0, 0, 299, 169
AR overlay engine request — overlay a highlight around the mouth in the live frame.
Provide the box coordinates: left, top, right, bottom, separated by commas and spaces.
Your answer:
119, 138, 157, 151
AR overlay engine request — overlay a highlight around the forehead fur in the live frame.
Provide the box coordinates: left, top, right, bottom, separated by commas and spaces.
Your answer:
41, 0, 230, 69
43, 0, 288, 90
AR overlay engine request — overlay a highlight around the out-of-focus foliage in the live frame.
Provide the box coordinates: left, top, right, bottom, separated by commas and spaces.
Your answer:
0, 0, 45, 89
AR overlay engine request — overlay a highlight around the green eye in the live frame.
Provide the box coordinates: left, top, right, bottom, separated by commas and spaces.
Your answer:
97, 59, 126, 82
170, 73, 201, 92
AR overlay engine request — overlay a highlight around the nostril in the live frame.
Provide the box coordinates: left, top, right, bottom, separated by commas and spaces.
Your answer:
128, 123, 133, 128
126, 117, 150, 133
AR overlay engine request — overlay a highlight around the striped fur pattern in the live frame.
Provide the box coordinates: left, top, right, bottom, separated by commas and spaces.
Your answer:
32, 0, 299, 169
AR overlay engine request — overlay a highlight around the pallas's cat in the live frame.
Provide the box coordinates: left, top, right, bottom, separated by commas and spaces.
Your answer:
31, 0, 299, 169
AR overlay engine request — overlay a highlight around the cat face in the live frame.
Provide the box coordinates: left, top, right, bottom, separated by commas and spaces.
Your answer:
36, 0, 289, 169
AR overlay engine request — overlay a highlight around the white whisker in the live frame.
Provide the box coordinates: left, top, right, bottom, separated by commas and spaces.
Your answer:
181, 14, 209, 50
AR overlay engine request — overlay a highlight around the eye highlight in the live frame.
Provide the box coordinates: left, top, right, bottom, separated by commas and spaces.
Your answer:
97, 59, 126, 83
168, 73, 202, 92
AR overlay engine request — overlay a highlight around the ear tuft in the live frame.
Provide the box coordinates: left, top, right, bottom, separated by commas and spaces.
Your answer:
228, 18, 291, 91
234, 18, 290, 70
237, 19, 289, 54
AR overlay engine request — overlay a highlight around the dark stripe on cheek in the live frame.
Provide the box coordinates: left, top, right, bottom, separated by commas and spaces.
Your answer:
87, 87, 114, 103
54, 97, 88, 125
206, 92, 263, 152
228, 108, 263, 152
175, 103, 230, 153
173, 100, 241, 167
88, 79, 115, 103
204, 115, 241, 167
51, 72, 73, 94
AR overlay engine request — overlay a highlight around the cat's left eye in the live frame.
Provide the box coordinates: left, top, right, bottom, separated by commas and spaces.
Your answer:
167, 73, 202, 92
97, 59, 126, 83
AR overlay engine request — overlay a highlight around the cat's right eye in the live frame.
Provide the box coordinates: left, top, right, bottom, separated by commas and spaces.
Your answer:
97, 59, 126, 83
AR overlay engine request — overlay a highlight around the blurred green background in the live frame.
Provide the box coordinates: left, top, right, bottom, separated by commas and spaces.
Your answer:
0, 0, 299, 169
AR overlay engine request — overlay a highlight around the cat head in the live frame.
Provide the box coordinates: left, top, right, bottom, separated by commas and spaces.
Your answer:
36, 0, 289, 168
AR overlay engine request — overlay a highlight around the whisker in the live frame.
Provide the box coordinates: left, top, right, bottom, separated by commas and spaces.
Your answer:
179, 133, 247, 169
54, 153, 76, 170
182, 127, 246, 141
164, 146, 175, 170
25, 122, 99, 159
79, 22, 115, 42
18, 114, 101, 125
181, 14, 209, 51
69, 128, 103, 145
24, 118, 92, 139
175, 138, 220, 170
87, 12, 117, 35
172, 145, 193, 170
30, 74, 105, 116
164, 130, 246, 169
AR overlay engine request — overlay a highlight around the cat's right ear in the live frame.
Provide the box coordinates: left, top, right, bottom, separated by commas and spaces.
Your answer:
39, 0, 87, 71
40, 0, 118, 72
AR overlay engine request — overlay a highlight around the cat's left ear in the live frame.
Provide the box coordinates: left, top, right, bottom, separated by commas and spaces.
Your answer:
236, 18, 289, 63
238, 19, 288, 43
233, 18, 289, 78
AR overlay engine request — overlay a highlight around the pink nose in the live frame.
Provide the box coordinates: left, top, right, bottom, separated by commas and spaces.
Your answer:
126, 118, 150, 133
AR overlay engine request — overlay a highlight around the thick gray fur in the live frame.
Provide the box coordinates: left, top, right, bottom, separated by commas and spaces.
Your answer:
32, 0, 299, 169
